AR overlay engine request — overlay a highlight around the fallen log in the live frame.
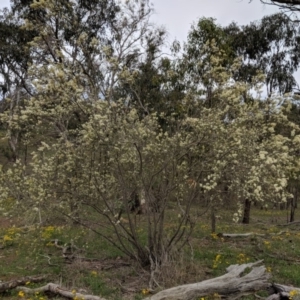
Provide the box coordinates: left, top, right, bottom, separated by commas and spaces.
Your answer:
16, 283, 107, 300
144, 260, 271, 300
266, 283, 300, 300
218, 232, 263, 237
218, 231, 289, 238
277, 221, 300, 226
7, 263, 300, 300
0, 275, 46, 292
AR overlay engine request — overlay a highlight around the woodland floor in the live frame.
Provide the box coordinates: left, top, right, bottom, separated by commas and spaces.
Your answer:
0, 207, 299, 300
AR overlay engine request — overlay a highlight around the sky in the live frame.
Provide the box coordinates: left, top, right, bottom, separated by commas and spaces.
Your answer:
150, 0, 279, 45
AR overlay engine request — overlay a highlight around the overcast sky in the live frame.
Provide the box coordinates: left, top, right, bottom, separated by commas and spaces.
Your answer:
150, 0, 279, 45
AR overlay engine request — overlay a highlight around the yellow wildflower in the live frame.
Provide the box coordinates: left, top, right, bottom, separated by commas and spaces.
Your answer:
211, 233, 218, 240
90, 270, 97, 277
289, 290, 298, 299
213, 254, 222, 269
3, 235, 13, 241
142, 289, 149, 295
263, 240, 271, 249
18, 291, 25, 298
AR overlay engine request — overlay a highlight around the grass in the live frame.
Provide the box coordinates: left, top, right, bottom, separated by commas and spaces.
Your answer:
1, 207, 300, 299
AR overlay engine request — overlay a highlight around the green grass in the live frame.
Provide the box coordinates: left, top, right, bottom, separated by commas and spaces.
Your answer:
1, 207, 300, 299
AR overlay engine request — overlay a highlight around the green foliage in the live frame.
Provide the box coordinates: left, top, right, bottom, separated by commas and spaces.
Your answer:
184, 13, 300, 100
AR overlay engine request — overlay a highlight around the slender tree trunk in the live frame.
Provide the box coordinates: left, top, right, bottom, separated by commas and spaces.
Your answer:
211, 206, 216, 233
290, 188, 297, 223
242, 199, 251, 224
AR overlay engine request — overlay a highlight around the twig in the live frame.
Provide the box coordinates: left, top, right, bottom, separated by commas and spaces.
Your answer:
39, 254, 59, 266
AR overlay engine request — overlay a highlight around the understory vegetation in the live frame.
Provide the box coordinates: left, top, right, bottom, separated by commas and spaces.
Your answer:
1, 209, 300, 300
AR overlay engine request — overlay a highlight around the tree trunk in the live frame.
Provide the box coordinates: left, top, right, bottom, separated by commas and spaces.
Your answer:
211, 206, 216, 233
242, 199, 251, 224
290, 187, 297, 223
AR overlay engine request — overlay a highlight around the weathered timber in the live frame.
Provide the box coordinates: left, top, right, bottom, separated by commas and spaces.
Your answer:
6, 264, 300, 300
144, 260, 271, 300
218, 231, 288, 238
266, 283, 300, 300
218, 232, 264, 237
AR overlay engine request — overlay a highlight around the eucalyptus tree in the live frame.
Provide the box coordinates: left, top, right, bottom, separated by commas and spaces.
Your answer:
184, 14, 300, 101
232, 13, 300, 97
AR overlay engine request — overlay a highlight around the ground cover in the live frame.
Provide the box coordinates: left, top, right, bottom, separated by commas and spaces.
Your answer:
0, 208, 300, 300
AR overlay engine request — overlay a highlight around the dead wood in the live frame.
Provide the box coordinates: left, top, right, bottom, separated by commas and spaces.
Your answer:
218, 231, 289, 238
51, 238, 82, 262
272, 282, 300, 293
0, 275, 46, 292
144, 260, 271, 300
266, 293, 289, 300
6, 263, 300, 300
277, 220, 300, 226
16, 283, 107, 300
218, 232, 264, 238
265, 283, 300, 299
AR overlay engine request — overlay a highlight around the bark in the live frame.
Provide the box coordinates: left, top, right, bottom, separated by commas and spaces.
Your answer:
266, 283, 300, 300
242, 198, 251, 224
145, 260, 271, 300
